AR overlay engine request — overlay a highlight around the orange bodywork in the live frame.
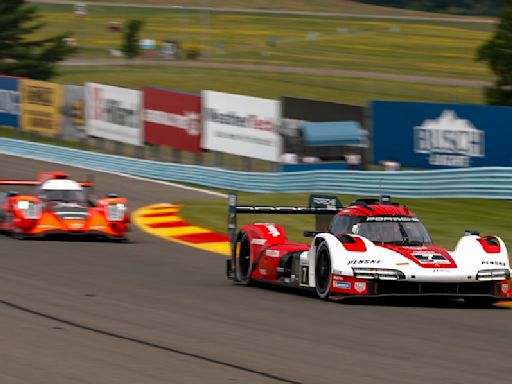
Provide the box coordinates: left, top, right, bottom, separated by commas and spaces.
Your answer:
2, 195, 129, 238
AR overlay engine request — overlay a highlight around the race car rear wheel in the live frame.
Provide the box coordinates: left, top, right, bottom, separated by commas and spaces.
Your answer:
236, 232, 252, 285
315, 242, 332, 300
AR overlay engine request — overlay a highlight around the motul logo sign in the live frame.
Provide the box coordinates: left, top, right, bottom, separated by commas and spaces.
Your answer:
144, 109, 200, 136
143, 87, 202, 153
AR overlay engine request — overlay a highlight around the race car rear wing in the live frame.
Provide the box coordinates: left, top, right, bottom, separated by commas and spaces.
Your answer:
0, 171, 94, 188
227, 192, 342, 246
0, 179, 94, 187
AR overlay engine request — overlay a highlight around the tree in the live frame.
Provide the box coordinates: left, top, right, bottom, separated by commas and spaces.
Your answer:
477, 0, 512, 105
121, 19, 144, 59
0, 0, 76, 80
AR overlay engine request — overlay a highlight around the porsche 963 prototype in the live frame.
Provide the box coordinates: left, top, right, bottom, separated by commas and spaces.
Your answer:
226, 194, 512, 305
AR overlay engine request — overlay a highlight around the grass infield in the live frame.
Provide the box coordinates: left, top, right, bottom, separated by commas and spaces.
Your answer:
55, 65, 484, 106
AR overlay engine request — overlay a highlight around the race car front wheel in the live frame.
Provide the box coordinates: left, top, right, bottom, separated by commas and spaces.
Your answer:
315, 242, 332, 300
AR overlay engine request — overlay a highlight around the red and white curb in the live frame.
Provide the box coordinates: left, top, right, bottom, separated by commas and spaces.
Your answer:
132, 203, 230, 256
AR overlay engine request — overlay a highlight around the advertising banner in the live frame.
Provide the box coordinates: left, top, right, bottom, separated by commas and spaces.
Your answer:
85, 83, 142, 146
202, 91, 281, 162
143, 87, 202, 152
61, 84, 86, 139
21, 79, 62, 135
281, 96, 365, 123
0, 76, 20, 128
372, 101, 512, 168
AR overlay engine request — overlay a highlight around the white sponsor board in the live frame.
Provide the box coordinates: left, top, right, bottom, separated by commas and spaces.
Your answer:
201, 90, 281, 162
85, 83, 142, 146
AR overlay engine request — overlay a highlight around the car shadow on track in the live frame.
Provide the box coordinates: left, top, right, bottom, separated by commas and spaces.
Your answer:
243, 282, 509, 309
1, 232, 134, 243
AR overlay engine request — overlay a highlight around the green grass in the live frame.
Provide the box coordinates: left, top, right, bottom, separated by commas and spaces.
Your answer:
177, 193, 512, 255
76, 0, 478, 16
35, 3, 495, 81
55, 65, 484, 105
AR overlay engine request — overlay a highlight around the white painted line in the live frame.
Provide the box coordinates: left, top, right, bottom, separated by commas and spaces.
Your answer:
0, 151, 228, 198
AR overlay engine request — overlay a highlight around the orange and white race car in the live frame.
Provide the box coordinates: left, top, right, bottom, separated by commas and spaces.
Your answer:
0, 172, 129, 240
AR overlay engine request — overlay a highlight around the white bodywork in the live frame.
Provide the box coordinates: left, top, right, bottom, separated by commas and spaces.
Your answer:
302, 233, 511, 288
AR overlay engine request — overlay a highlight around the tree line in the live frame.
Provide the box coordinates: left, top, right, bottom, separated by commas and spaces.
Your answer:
356, 0, 503, 16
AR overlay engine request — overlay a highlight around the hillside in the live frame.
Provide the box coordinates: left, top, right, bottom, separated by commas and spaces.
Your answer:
356, 1, 502, 16
36, 0, 493, 18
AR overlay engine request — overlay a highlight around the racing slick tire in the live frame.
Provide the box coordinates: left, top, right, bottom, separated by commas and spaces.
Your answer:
315, 242, 332, 300
235, 232, 253, 286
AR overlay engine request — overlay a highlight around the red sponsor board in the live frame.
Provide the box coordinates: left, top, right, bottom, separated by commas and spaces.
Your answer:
143, 87, 202, 152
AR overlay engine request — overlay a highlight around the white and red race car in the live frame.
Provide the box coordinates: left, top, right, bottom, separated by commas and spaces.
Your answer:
226, 194, 512, 306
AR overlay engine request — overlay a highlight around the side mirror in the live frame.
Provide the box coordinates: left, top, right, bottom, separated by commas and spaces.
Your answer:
465, 229, 480, 236
304, 230, 321, 237
107, 193, 119, 198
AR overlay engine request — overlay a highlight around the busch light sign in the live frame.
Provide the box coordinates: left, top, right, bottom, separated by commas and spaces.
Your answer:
373, 101, 512, 168
0, 76, 20, 128
414, 110, 485, 167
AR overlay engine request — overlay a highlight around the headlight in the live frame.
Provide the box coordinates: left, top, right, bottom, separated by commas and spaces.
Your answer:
17, 201, 29, 210
476, 269, 510, 281
352, 268, 406, 281
106, 203, 126, 222
17, 200, 42, 219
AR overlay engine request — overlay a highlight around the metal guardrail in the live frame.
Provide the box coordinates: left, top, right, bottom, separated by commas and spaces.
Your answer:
1, 138, 511, 199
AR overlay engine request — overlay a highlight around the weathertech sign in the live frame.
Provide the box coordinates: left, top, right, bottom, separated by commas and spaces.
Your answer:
143, 87, 202, 153
201, 91, 281, 162
85, 83, 142, 146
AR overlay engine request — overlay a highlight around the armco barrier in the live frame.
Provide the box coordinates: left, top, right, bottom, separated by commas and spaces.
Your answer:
1, 138, 512, 199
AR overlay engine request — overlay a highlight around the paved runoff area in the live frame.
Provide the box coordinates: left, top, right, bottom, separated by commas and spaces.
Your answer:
132, 203, 231, 256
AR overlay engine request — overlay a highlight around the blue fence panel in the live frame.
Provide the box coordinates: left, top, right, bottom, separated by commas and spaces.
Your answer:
372, 101, 512, 169
1, 138, 512, 199
0, 76, 20, 128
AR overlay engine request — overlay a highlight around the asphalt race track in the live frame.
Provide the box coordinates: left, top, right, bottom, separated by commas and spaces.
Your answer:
1, 154, 511, 384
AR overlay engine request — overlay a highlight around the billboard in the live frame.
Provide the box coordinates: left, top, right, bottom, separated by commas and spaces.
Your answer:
85, 83, 142, 146
372, 101, 512, 168
143, 87, 202, 153
202, 91, 281, 162
281, 96, 365, 123
61, 84, 86, 139
21, 79, 62, 135
280, 96, 367, 161
0, 76, 20, 128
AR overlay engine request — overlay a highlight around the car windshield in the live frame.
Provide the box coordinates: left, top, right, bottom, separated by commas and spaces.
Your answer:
42, 189, 87, 203
352, 218, 432, 245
